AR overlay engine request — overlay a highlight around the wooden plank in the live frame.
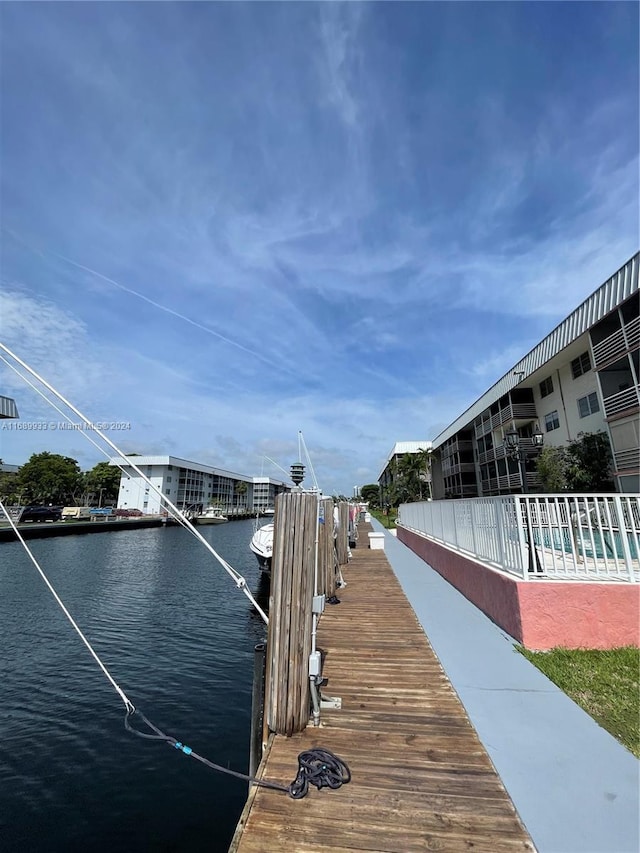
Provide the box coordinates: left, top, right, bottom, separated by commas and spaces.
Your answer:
233, 521, 535, 852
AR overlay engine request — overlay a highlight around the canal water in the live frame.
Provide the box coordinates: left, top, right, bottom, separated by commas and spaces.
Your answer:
0, 520, 271, 852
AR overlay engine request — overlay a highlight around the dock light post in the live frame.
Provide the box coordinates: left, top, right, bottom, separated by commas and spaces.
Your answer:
504, 424, 544, 494
504, 425, 544, 573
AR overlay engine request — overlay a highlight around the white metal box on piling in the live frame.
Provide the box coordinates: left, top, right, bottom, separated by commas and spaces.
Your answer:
368, 532, 385, 550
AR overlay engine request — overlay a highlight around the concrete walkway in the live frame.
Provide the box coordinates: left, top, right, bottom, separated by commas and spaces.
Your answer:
372, 519, 639, 853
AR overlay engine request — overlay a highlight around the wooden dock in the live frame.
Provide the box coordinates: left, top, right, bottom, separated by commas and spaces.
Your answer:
230, 523, 535, 852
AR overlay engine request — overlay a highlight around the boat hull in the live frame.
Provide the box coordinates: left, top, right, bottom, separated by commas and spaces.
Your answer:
250, 522, 273, 575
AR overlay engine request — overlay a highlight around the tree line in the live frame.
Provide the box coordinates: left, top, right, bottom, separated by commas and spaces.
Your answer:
0, 453, 121, 506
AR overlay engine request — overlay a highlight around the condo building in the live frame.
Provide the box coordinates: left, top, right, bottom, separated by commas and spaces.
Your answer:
110, 455, 289, 514
431, 253, 639, 498
378, 441, 432, 504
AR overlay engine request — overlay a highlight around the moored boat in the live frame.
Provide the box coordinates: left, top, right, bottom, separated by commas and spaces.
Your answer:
195, 506, 228, 525
249, 522, 273, 574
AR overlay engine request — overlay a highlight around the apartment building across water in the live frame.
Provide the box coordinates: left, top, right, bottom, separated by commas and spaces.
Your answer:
110, 455, 290, 514
431, 253, 639, 498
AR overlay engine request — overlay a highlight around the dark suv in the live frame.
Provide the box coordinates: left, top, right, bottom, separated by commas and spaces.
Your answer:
19, 506, 63, 523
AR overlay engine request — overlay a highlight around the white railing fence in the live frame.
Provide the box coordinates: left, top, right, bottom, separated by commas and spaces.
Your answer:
397, 494, 640, 581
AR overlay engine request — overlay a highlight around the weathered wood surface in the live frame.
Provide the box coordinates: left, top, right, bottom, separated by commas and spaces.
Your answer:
318, 497, 337, 598
231, 523, 535, 853
336, 501, 350, 567
266, 492, 318, 736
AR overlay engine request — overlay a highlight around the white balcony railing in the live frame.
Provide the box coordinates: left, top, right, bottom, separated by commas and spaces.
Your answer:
614, 448, 640, 472
603, 386, 640, 418
592, 316, 640, 369
397, 494, 640, 581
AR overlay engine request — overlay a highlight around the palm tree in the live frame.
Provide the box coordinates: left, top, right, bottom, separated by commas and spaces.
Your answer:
234, 479, 248, 509
392, 448, 432, 504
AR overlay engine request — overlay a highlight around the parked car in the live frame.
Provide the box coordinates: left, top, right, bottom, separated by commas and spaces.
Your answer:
61, 507, 92, 521
19, 506, 63, 523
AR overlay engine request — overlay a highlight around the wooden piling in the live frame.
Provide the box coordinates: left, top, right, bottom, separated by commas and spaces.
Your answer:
264, 492, 318, 736
318, 497, 336, 597
336, 501, 350, 567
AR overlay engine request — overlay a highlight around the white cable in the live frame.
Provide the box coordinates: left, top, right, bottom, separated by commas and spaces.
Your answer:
299, 432, 319, 492
0, 496, 135, 712
0, 356, 205, 536
262, 455, 292, 480
0, 354, 132, 482
0, 342, 268, 624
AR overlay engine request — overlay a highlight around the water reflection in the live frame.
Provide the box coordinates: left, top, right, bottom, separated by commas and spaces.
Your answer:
0, 519, 262, 853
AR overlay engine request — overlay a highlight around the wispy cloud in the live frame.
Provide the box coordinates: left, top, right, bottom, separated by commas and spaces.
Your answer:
0, 2, 637, 489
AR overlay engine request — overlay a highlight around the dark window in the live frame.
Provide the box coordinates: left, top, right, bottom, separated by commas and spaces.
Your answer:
578, 392, 600, 418
539, 376, 554, 398
571, 351, 592, 379
544, 410, 560, 432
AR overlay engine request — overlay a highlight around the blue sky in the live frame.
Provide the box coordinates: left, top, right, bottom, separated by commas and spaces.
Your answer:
1, 2, 638, 494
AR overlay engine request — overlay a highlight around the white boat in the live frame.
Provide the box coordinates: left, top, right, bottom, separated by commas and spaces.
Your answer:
262, 507, 275, 516
196, 506, 228, 525
250, 522, 273, 574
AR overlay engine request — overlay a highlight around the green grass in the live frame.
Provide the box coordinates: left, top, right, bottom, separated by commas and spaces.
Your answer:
369, 508, 397, 529
518, 646, 640, 757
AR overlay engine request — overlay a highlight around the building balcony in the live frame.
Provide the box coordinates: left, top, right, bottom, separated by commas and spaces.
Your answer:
494, 437, 540, 459
441, 461, 476, 476
447, 484, 478, 498
592, 316, 640, 370
441, 439, 473, 459
603, 385, 640, 419
614, 448, 640, 472
491, 402, 538, 430
482, 471, 540, 495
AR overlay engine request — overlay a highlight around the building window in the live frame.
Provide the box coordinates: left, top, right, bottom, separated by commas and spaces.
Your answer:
571, 351, 591, 379
539, 376, 554, 398
544, 410, 560, 431
578, 392, 600, 418
166, 476, 172, 483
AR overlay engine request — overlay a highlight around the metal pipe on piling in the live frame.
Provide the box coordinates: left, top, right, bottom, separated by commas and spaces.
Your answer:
249, 641, 267, 778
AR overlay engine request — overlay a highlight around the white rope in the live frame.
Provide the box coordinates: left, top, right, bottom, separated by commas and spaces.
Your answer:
0, 496, 135, 712
0, 342, 268, 624
262, 455, 292, 480
299, 431, 319, 492
0, 355, 211, 542
0, 354, 133, 482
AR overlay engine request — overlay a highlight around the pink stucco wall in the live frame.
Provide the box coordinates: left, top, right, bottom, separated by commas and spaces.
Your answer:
398, 527, 640, 650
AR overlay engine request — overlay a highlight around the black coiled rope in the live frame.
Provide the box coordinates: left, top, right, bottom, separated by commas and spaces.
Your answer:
125, 708, 350, 799
287, 747, 351, 799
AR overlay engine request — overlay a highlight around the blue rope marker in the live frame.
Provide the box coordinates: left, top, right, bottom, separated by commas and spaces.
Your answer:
126, 708, 350, 799
0, 487, 349, 803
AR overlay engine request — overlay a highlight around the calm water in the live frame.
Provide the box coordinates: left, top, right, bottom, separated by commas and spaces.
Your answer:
0, 520, 270, 852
